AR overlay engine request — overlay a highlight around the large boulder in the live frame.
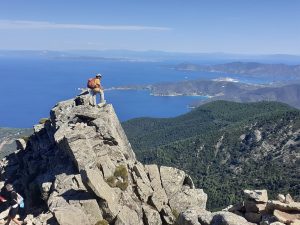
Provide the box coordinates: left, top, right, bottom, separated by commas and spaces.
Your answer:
142, 204, 162, 225
114, 206, 142, 225
244, 190, 268, 203
132, 169, 153, 203
81, 168, 121, 219
268, 200, 300, 212
145, 164, 168, 212
160, 166, 207, 213
54, 206, 90, 225
132, 163, 153, 203
169, 187, 207, 213
211, 211, 256, 225
61, 129, 98, 171
75, 199, 103, 224
160, 166, 186, 199
177, 207, 213, 225
273, 209, 300, 224
177, 209, 201, 225
285, 194, 294, 204
160, 205, 176, 225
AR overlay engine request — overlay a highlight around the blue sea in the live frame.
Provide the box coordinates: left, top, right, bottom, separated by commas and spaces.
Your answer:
0, 57, 277, 128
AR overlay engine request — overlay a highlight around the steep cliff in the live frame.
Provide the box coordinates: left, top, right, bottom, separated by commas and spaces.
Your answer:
1, 92, 298, 225
0, 92, 211, 225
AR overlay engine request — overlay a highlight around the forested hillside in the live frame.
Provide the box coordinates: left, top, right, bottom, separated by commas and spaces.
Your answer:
122, 101, 300, 210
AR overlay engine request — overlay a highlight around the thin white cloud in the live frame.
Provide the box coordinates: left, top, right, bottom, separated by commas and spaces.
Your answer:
0, 20, 171, 31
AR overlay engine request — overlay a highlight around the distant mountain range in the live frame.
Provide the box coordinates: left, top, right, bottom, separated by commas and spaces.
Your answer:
163, 62, 300, 108
1, 50, 300, 64
174, 62, 300, 78
109, 62, 300, 109
122, 101, 300, 210
149, 81, 300, 109
111, 78, 300, 109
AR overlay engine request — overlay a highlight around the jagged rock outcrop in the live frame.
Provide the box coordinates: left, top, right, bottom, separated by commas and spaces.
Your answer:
176, 190, 300, 225
3, 92, 296, 225
224, 190, 300, 225
0, 92, 209, 225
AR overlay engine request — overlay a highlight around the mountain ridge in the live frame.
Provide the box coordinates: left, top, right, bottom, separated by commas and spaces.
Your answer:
122, 100, 300, 210
120, 80, 300, 109
174, 62, 300, 77
0, 94, 299, 224
0, 92, 209, 224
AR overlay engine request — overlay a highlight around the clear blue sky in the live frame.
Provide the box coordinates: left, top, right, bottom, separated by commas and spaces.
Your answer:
0, 0, 299, 54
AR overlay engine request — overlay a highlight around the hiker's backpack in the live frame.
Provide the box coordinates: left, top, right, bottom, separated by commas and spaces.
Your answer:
87, 78, 97, 89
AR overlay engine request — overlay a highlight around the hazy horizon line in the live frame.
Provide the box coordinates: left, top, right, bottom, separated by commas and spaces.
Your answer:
0, 48, 300, 56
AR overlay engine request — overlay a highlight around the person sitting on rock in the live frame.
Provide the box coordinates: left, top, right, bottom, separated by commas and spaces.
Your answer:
4, 184, 23, 225
87, 73, 106, 107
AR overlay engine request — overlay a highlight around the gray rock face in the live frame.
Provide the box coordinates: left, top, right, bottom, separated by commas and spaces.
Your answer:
114, 206, 141, 225
178, 207, 213, 225
145, 164, 168, 212
0, 92, 254, 225
225, 190, 300, 225
160, 166, 207, 213
277, 194, 286, 203
54, 206, 90, 225
273, 209, 300, 224
82, 168, 120, 219
7, 91, 300, 225
177, 210, 201, 225
132, 162, 153, 202
211, 211, 256, 225
268, 200, 300, 212
142, 204, 162, 225
161, 205, 176, 225
285, 193, 294, 204
269, 222, 286, 225
160, 166, 186, 199
169, 187, 207, 213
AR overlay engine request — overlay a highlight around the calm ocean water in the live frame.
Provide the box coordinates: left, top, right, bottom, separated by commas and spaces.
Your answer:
0, 58, 273, 127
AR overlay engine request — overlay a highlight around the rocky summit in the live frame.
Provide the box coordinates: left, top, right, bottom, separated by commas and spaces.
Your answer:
0, 92, 207, 225
0, 92, 298, 225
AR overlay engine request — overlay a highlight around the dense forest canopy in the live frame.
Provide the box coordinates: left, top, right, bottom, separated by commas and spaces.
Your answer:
123, 101, 300, 210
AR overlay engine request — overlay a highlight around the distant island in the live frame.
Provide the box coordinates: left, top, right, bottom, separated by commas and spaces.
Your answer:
107, 63, 300, 109
110, 80, 300, 109
172, 62, 300, 79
